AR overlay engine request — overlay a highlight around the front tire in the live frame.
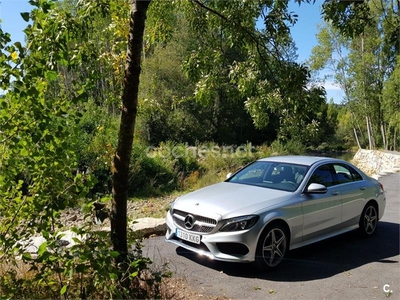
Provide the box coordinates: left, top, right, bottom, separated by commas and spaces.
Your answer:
359, 203, 378, 237
255, 224, 288, 270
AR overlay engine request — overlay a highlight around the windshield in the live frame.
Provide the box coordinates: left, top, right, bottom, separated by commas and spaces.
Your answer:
227, 161, 309, 192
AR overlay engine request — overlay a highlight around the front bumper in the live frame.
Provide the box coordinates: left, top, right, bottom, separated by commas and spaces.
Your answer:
165, 210, 260, 263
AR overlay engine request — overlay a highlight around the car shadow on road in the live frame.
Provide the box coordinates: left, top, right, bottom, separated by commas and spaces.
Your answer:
175, 221, 399, 281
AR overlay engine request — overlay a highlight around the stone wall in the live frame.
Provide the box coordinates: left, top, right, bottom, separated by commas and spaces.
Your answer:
351, 149, 400, 179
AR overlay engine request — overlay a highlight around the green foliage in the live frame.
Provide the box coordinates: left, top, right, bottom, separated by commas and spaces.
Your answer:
73, 101, 120, 196
322, 0, 374, 38
138, 0, 352, 149
0, 1, 164, 298
129, 141, 200, 195
1, 16, 92, 263
139, 12, 272, 145
270, 140, 307, 156
197, 142, 255, 170
312, 0, 400, 150
129, 143, 177, 195
382, 56, 400, 149
283, 139, 308, 155
0, 223, 166, 299
140, 0, 328, 145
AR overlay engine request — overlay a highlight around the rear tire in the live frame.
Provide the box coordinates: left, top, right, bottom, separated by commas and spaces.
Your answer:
359, 203, 378, 237
255, 224, 288, 270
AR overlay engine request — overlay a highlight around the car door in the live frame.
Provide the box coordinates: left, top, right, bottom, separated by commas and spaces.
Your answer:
332, 163, 366, 228
301, 163, 342, 241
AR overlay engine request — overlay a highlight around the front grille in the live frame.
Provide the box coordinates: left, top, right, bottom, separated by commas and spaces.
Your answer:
172, 209, 217, 233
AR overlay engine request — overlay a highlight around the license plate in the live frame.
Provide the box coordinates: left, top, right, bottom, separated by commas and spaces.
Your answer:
176, 228, 201, 244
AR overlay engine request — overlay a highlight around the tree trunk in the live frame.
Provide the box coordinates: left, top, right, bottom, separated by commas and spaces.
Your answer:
366, 116, 373, 150
381, 124, 387, 150
353, 127, 361, 149
111, 0, 151, 265
351, 110, 366, 147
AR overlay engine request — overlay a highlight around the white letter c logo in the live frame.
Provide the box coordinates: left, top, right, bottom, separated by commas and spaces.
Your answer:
383, 284, 391, 293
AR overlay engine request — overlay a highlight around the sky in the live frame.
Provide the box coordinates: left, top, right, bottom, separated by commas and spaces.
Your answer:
0, 0, 345, 103
287, 1, 345, 103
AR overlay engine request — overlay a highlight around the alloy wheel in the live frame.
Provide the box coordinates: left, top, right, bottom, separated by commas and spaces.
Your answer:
363, 205, 378, 235
261, 228, 287, 267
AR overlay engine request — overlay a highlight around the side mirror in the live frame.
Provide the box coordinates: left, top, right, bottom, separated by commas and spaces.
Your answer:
305, 183, 328, 194
226, 173, 232, 179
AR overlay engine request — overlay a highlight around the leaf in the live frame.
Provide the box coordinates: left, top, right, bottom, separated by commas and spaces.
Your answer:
20, 148, 29, 157
38, 241, 47, 256
129, 271, 139, 279
109, 251, 119, 258
45, 71, 58, 81
60, 285, 67, 295
22, 252, 32, 261
20, 12, 30, 22
14, 41, 22, 50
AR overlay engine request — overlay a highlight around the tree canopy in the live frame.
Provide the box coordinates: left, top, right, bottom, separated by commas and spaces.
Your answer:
314, 0, 400, 150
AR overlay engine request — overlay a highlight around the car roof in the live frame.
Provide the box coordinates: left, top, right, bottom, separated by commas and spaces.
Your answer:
257, 155, 346, 167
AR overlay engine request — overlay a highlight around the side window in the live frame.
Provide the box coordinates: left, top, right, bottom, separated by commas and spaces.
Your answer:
333, 164, 353, 184
348, 165, 363, 181
309, 164, 335, 187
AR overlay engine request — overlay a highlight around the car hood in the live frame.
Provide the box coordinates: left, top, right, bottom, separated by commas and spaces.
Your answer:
173, 182, 294, 219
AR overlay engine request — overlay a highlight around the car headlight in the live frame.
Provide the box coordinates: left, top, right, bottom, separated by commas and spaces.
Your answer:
219, 215, 259, 232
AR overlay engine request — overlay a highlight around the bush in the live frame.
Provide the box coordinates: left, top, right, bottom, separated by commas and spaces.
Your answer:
127, 141, 201, 196
73, 102, 119, 197
197, 142, 255, 171
0, 224, 167, 299
269, 140, 286, 155
284, 139, 307, 155
128, 143, 177, 195
269, 139, 307, 155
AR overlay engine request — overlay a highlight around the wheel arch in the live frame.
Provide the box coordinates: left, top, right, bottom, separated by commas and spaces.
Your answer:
261, 218, 291, 245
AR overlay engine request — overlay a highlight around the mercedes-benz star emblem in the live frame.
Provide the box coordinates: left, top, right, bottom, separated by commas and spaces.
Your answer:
184, 214, 195, 229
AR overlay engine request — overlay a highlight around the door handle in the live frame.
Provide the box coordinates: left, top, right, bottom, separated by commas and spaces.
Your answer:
359, 187, 366, 190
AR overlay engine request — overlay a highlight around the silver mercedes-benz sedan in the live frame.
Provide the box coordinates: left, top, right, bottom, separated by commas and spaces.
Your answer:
165, 156, 386, 270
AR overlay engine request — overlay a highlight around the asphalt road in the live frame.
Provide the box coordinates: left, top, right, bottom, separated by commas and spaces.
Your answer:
143, 173, 400, 300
